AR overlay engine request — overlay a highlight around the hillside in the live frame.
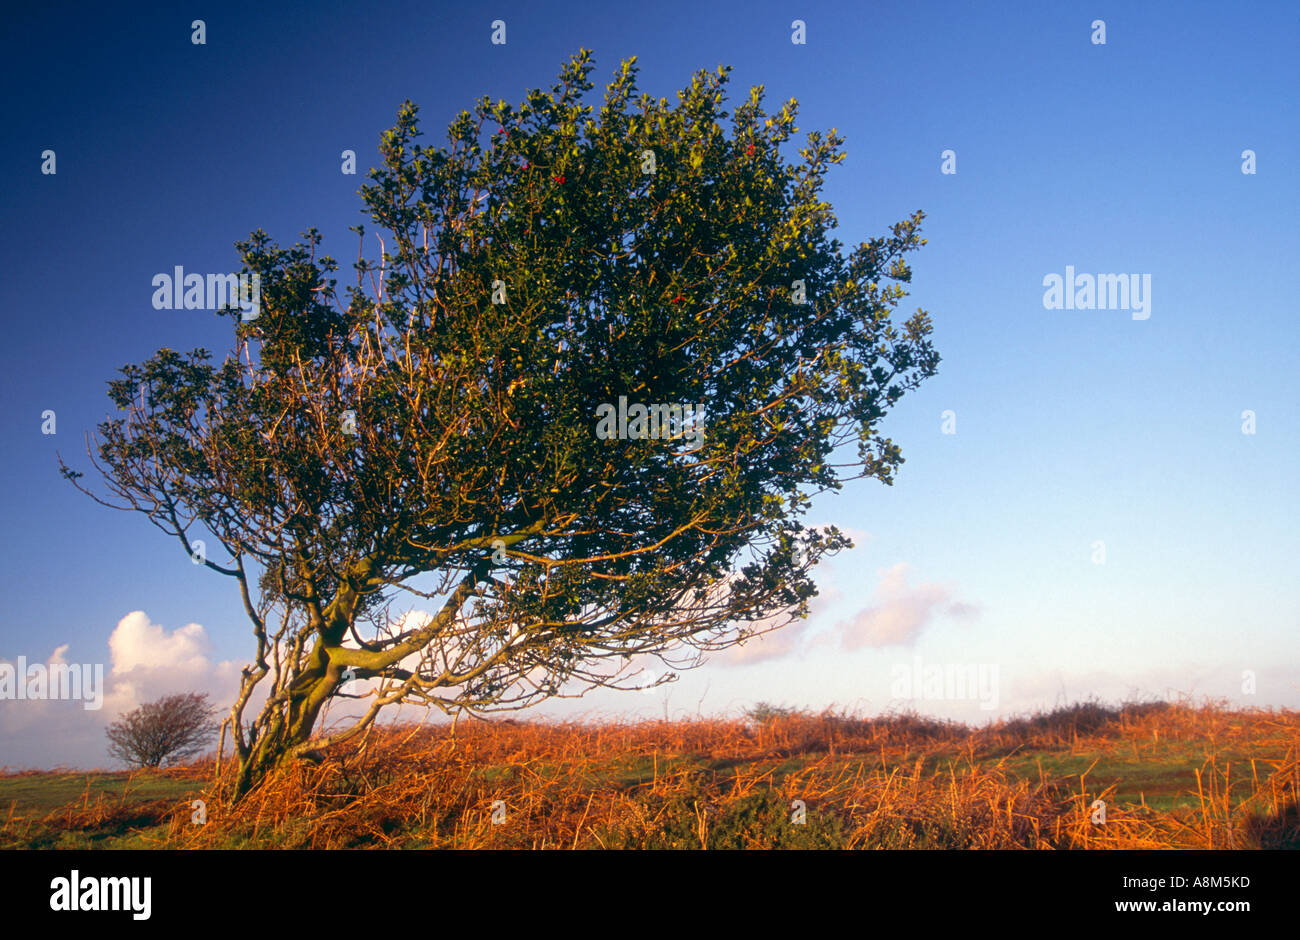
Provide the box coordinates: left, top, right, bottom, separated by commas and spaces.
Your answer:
3, 699, 1296, 849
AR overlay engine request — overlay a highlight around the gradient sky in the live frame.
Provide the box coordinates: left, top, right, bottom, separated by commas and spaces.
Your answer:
2, 0, 1296, 768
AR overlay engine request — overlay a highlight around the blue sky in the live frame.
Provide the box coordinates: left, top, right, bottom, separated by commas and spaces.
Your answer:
1, 0, 1296, 767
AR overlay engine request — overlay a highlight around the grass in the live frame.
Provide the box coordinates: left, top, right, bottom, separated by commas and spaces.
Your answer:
2, 698, 1297, 849
0, 766, 205, 848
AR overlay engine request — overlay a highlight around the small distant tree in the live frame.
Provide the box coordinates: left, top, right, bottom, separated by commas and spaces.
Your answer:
744, 701, 801, 725
105, 692, 219, 768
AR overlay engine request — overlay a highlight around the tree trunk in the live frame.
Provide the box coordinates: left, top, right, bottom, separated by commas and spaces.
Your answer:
231, 659, 340, 800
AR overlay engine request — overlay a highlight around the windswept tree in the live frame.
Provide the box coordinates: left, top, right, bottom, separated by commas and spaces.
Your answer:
105, 692, 219, 768
63, 51, 940, 798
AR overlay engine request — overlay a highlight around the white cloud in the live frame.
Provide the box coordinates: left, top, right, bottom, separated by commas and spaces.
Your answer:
0, 612, 242, 769
0, 645, 85, 743
109, 611, 211, 675
834, 563, 977, 649
713, 583, 842, 666
101, 611, 243, 719
714, 614, 809, 666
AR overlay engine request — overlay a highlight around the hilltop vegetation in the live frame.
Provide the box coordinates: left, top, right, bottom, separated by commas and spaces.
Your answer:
2, 699, 1296, 849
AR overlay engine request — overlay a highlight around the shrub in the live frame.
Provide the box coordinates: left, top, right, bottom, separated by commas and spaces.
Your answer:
743, 702, 802, 725
105, 692, 218, 768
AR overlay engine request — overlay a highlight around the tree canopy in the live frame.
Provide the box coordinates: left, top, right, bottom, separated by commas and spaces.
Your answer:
105, 692, 218, 769
63, 50, 940, 797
